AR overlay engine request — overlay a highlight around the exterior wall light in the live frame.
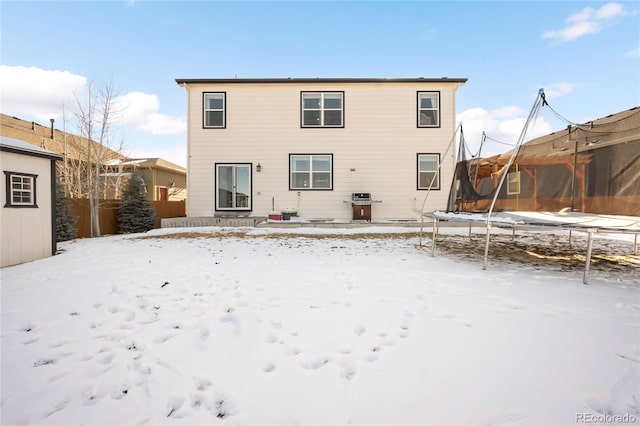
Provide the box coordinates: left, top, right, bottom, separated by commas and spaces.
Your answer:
256, 163, 262, 172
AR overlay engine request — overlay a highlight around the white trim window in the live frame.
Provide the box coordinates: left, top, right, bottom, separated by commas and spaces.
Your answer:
4, 171, 37, 207
417, 92, 440, 127
301, 92, 344, 127
417, 154, 440, 190
203, 92, 226, 128
507, 170, 521, 195
290, 154, 333, 190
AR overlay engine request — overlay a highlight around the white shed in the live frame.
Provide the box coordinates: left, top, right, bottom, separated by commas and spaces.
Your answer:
1, 137, 62, 267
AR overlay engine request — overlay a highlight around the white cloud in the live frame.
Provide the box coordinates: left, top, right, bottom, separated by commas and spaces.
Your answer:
420, 27, 436, 42
623, 45, 640, 58
542, 2, 627, 42
594, 2, 624, 19
542, 21, 601, 42
0, 65, 86, 121
0, 65, 185, 137
114, 91, 186, 135
457, 106, 553, 157
542, 82, 579, 99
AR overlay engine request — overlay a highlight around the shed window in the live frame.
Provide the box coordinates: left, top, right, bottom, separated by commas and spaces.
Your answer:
4, 171, 38, 207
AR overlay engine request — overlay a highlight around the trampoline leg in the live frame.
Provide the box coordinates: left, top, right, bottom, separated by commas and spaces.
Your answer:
569, 230, 572, 249
483, 224, 492, 270
583, 231, 594, 285
431, 218, 438, 257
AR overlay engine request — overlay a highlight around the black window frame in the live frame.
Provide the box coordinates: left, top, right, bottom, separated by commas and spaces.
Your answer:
289, 154, 334, 191
417, 91, 441, 128
203, 92, 227, 129
417, 153, 441, 190
4, 171, 38, 208
300, 92, 345, 128
214, 162, 252, 212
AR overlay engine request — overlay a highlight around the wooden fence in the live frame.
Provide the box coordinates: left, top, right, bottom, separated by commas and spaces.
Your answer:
68, 198, 186, 238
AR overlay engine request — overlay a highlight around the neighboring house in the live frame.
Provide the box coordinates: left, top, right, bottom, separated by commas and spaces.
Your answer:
120, 158, 187, 201
1, 137, 62, 267
1, 113, 187, 202
1, 113, 127, 199
175, 77, 466, 220
452, 106, 640, 216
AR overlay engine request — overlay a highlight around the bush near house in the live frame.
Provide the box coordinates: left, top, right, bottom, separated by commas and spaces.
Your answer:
56, 183, 78, 242
117, 172, 156, 234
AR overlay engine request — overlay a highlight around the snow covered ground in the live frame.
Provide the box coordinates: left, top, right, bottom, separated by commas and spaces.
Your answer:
1, 225, 639, 426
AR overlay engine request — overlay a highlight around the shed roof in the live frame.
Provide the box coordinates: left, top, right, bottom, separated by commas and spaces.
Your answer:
0, 136, 63, 160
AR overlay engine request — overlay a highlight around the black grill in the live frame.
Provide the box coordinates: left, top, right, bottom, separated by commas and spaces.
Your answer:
352, 193, 371, 203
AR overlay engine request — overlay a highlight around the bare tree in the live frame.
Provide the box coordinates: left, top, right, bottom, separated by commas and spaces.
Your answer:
71, 80, 124, 237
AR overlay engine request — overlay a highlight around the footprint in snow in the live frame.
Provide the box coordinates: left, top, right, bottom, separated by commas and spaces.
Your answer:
154, 333, 176, 344
166, 395, 186, 418
340, 365, 357, 380
195, 377, 212, 391
263, 362, 277, 372
354, 325, 366, 336
285, 345, 301, 356
265, 334, 278, 344
299, 356, 329, 370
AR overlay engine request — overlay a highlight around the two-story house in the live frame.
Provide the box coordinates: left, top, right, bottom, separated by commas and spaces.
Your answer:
175, 77, 466, 221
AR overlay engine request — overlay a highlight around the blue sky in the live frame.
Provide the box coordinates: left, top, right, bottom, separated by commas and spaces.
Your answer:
1, 1, 638, 167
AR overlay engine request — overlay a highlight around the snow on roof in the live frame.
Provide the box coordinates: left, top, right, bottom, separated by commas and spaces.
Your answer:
0, 136, 62, 159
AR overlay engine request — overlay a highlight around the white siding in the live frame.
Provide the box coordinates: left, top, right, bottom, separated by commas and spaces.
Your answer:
1, 151, 54, 267
184, 81, 462, 219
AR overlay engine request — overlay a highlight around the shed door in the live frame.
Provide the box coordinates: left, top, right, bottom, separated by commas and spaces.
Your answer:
216, 164, 251, 211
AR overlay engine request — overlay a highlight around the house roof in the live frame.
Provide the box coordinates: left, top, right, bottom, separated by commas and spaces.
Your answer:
0, 113, 126, 163
122, 158, 187, 174
0, 136, 63, 160
1, 114, 185, 173
176, 77, 468, 85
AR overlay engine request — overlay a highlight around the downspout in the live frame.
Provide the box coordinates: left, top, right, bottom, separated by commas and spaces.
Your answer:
569, 125, 577, 212
152, 167, 157, 201
51, 158, 58, 256
182, 82, 191, 215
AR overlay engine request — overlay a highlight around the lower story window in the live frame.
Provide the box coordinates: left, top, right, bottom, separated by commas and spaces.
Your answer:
507, 170, 521, 195
4, 171, 37, 207
290, 154, 333, 190
417, 154, 440, 190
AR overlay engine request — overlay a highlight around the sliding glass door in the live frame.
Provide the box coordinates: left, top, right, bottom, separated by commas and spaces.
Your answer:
216, 164, 251, 211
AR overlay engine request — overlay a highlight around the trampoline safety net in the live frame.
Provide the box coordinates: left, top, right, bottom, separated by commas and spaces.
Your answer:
447, 97, 640, 216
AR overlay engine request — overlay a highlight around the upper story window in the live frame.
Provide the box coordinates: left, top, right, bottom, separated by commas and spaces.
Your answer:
417, 154, 440, 190
4, 171, 37, 207
290, 154, 333, 190
301, 92, 344, 128
203, 92, 226, 128
417, 92, 440, 127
